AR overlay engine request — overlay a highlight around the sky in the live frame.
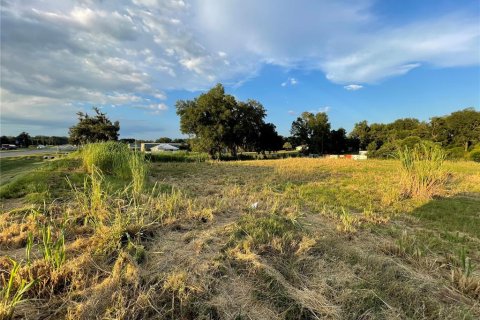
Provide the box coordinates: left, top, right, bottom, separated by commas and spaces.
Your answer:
1, 0, 479, 139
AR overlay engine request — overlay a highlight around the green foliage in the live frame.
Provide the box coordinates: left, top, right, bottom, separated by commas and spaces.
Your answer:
291, 111, 331, 154
447, 146, 467, 160
176, 83, 279, 158
358, 108, 480, 160
468, 149, 480, 162
69, 107, 120, 145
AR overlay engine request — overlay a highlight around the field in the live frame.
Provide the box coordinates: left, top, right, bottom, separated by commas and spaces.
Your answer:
1, 148, 479, 319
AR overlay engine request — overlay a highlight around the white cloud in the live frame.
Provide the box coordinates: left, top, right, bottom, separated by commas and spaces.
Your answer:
281, 77, 298, 87
1, 0, 479, 135
134, 103, 169, 114
344, 84, 363, 91
287, 110, 297, 115
310, 106, 331, 113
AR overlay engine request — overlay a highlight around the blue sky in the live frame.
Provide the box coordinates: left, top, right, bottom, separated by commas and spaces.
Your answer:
1, 0, 479, 139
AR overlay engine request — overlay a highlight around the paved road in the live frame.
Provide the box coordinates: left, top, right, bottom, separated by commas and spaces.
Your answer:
0, 148, 62, 158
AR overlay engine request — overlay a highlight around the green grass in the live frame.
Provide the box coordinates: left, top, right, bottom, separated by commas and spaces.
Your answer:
0, 158, 84, 201
0, 156, 46, 185
412, 197, 480, 238
147, 151, 209, 162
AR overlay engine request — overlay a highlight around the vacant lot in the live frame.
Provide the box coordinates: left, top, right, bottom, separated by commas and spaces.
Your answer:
1, 154, 479, 319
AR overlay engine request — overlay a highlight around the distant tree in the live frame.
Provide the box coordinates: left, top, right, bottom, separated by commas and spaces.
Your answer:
0, 136, 15, 145
120, 138, 136, 144
16, 132, 32, 147
328, 128, 347, 154
156, 137, 172, 143
69, 107, 120, 145
255, 123, 283, 154
445, 108, 480, 151
350, 120, 371, 149
291, 112, 331, 154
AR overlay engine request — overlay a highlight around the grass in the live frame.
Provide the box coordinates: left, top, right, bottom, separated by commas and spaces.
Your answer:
0, 156, 47, 185
0, 150, 479, 319
398, 142, 448, 200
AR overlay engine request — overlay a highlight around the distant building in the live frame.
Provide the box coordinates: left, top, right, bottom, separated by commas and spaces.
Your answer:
141, 142, 185, 152
150, 143, 180, 152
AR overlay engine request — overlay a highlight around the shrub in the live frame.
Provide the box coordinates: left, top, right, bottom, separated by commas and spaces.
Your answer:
446, 147, 467, 160
469, 149, 480, 162
397, 142, 448, 200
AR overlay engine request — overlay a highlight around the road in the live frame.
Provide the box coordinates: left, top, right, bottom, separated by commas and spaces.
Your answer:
0, 148, 63, 158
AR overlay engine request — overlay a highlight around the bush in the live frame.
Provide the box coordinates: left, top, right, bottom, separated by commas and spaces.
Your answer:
446, 147, 467, 160
397, 142, 447, 200
469, 149, 480, 162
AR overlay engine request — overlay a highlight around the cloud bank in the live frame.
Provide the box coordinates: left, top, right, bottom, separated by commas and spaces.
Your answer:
1, 0, 479, 135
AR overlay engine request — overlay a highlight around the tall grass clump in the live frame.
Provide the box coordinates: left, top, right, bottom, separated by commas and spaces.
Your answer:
398, 142, 448, 200
129, 152, 148, 196
81, 142, 149, 186
81, 142, 131, 178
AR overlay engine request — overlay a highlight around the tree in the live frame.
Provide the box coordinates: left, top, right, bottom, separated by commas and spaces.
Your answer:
69, 107, 120, 145
176, 83, 275, 158
290, 112, 331, 154
350, 120, 371, 149
16, 132, 32, 147
156, 137, 172, 143
444, 108, 480, 151
328, 128, 347, 154
255, 123, 283, 154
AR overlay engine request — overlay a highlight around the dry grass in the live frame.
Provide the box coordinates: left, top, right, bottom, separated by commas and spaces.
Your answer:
1, 155, 479, 319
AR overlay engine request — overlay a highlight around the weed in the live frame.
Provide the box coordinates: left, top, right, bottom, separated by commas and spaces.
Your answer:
40, 224, 66, 269
337, 208, 359, 233
0, 258, 35, 320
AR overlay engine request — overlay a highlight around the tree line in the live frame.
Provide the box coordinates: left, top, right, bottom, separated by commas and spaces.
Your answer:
1, 132, 68, 147
5, 84, 477, 161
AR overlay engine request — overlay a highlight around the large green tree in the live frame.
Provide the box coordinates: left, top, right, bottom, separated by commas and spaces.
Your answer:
69, 107, 120, 145
176, 84, 276, 158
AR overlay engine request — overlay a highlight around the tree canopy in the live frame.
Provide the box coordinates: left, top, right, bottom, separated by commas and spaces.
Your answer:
176, 84, 281, 158
69, 107, 120, 145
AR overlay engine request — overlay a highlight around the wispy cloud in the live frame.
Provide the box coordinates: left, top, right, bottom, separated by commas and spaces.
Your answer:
287, 110, 297, 115
134, 103, 169, 114
281, 77, 298, 87
310, 106, 331, 113
344, 84, 363, 91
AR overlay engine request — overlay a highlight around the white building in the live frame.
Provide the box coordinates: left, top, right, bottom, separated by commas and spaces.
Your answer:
150, 143, 179, 152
